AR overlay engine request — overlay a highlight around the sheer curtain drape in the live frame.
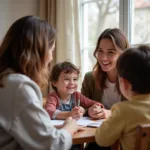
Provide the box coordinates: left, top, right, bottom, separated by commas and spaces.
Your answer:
39, 0, 57, 96
56, 0, 81, 67
56, 0, 82, 90
39, 0, 56, 28
39, 0, 81, 95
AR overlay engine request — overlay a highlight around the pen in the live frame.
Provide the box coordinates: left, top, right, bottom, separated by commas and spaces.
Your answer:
77, 99, 80, 107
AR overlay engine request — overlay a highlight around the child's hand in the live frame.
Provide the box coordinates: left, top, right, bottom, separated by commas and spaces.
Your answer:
78, 106, 85, 116
78, 106, 85, 118
70, 106, 85, 120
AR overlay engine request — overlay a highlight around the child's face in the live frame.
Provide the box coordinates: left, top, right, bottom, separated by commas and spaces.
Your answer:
96, 38, 121, 75
53, 71, 78, 99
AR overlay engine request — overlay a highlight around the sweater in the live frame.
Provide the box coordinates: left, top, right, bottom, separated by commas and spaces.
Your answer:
95, 94, 150, 150
45, 91, 103, 119
81, 71, 125, 107
0, 73, 72, 150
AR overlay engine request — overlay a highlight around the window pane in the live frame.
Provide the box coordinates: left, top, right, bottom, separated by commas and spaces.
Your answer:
131, 0, 150, 44
82, 0, 119, 75
82, 47, 96, 76
82, 0, 93, 2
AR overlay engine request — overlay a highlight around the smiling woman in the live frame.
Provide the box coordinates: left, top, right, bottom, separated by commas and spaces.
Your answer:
95, 38, 121, 76
81, 28, 129, 150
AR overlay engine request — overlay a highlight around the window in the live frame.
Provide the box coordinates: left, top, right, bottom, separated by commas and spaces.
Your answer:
144, 0, 150, 2
79, 0, 150, 77
80, 0, 119, 76
130, 0, 150, 44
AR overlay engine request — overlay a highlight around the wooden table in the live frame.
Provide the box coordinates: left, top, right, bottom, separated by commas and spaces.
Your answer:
73, 127, 97, 144
73, 126, 119, 150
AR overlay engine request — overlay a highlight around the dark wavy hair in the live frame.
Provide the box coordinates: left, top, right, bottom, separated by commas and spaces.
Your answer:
0, 16, 56, 88
93, 28, 129, 92
117, 45, 150, 94
50, 61, 80, 91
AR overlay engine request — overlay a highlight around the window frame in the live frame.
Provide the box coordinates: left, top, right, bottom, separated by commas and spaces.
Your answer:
79, 0, 132, 45
79, 0, 150, 77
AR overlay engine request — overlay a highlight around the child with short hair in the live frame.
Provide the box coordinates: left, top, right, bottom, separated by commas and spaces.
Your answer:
45, 61, 103, 120
95, 45, 150, 150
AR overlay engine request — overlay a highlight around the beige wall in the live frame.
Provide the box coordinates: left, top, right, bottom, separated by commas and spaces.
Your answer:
0, 0, 39, 42
0, 0, 49, 97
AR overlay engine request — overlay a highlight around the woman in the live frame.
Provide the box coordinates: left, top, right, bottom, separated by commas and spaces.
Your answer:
81, 28, 129, 150
82, 28, 129, 119
0, 16, 80, 150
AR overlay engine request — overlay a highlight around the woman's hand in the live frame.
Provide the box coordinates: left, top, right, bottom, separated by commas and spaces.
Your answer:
62, 117, 84, 135
88, 103, 102, 118
88, 104, 111, 119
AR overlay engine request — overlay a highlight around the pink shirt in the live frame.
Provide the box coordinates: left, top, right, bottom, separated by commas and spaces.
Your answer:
45, 91, 103, 119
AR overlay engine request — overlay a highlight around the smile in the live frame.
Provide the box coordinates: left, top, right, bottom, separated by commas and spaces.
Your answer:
101, 62, 111, 65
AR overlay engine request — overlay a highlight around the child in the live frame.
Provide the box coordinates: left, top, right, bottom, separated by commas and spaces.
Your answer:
45, 61, 104, 120
95, 45, 150, 150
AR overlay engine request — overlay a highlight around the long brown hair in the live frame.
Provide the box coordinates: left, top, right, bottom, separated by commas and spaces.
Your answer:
93, 28, 129, 92
0, 16, 56, 88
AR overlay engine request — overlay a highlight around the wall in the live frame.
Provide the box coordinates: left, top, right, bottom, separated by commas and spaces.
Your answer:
0, 0, 49, 97
0, 0, 39, 42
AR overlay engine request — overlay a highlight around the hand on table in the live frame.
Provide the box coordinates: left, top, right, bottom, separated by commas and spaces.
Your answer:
62, 117, 84, 135
88, 103, 111, 119
70, 106, 85, 120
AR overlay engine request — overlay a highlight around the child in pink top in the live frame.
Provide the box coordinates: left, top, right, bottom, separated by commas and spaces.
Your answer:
45, 61, 103, 120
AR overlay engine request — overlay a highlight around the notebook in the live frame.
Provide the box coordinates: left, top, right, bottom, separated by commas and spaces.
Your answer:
51, 117, 105, 128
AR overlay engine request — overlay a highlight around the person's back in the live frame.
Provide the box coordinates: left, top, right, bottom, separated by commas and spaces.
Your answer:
0, 73, 41, 149
95, 45, 150, 150
98, 95, 150, 150
122, 97, 150, 150
0, 16, 80, 150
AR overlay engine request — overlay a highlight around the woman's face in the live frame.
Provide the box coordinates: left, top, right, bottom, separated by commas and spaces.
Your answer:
96, 38, 122, 74
46, 42, 55, 65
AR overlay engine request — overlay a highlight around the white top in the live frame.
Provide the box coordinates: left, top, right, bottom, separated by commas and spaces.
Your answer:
101, 79, 121, 109
0, 73, 72, 150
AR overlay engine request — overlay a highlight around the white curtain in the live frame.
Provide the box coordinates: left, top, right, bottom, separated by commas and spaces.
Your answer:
39, 0, 82, 94
56, 0, 81, 69
39, 0, 57, 96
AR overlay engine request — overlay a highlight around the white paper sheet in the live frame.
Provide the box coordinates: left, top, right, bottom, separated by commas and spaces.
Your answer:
51, 120, 65, 126
51, 117, 105, 127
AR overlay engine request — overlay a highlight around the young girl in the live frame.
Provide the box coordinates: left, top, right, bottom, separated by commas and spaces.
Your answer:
0, 16, 81, 150
45, 61, 103, 120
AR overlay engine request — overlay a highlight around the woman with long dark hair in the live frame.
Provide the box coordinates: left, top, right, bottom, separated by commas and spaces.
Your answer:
0, 16, 80, 150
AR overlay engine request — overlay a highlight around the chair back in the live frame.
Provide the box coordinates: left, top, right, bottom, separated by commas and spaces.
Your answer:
136, 124, 150, 150
111, 139, 120, 150
111, 124, 150, 150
